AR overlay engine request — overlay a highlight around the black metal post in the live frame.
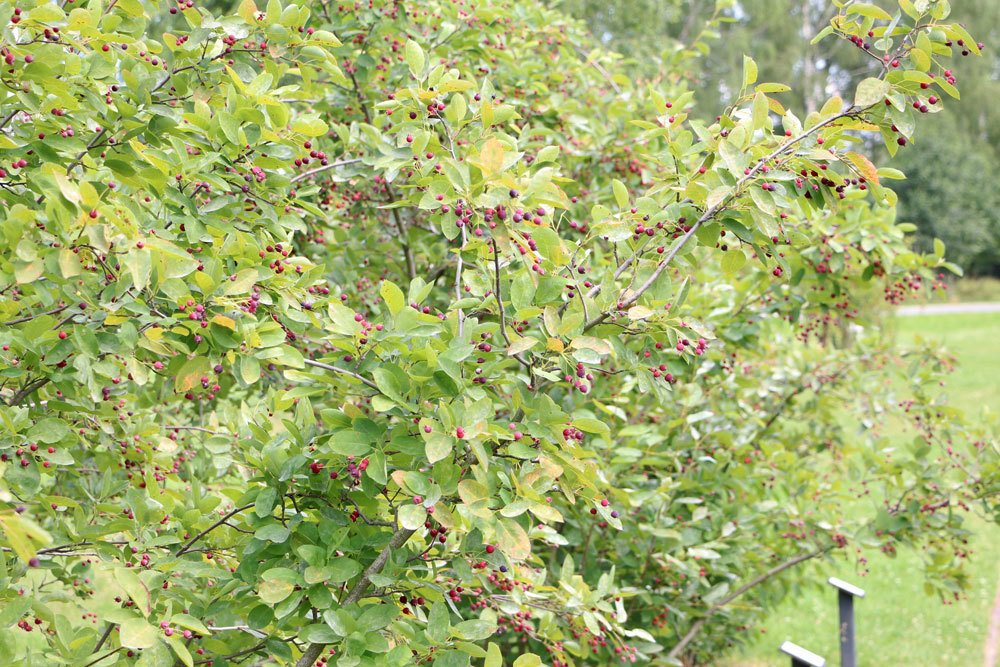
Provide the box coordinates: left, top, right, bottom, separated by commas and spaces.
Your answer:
828, 577, 865, 667
838, 589, 856, 667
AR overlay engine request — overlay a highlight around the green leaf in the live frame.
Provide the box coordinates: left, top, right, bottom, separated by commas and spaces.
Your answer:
259, 580, 295, 604
612, 179, 629, 209
120, 618, 159, 649
254, 524, 291, 543
255, 487, 278, 518
405, 40, 425, 78
380, 280, 405, 316
425, 433, 453, 463
358, 603, 399, 632
854, 77, 890, 107
328, 557, 362, 583
847, 3, 892, 20
328, 429, 373, 456
170, 614, 210, 636
933, 238, 945, 258
573, 417, 610, 438
742, 55, 757, 87
398, 503, 427, 530
453, 618, 496, 641
722, 250, 747, 274
485, 643, 503, 667
114, 567, 151, 617
426, 601, 450, 643
291, 114, 328, 137
300, 624, 340, 644
28, 418, 69, 444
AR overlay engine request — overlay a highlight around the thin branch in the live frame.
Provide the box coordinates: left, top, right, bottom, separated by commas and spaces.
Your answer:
66, 129, 107, 175
83, 646, 123, 667
168, 425, 234, 436
92, 622, 114, 654
3, 304, 70, 326
583, 105, 863, 332
8, 377, 50, 407
289, 158, 362, 184
0, 109, 19, 130
175, 503, 254, 556
575, 45, 621, 94
194, 641, 267, 665
295, 527, 416, 667
491, 239, 531, 371
665, 546, 831, 661
383, 182, 417, 281
302, 358, 379, 390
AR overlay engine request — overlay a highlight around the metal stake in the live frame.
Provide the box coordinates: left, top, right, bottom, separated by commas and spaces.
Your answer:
828, 577, 865, 667
780, 640, 825, 667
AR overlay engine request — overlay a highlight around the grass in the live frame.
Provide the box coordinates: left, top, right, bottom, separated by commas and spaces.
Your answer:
719, 311, 1000, 667
915, 277, 1000, 304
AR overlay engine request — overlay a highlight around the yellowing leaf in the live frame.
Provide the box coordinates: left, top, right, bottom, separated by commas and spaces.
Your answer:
742, 55, 757, 87
508, 336, 538, 356
847, 3, 892, 20
0, 511, 52, 563
119, 618, 158, 649
626, 305, 654, 320
380, 280, 405, 316
495, 518, 530, 560
843, 151, 880, 185
478, 138, 505, 178
175, 357, 210, 392
820, 95, 843, 117
570, 336, 612, 356
211, 315, 236, 330
237, 0, 258, 22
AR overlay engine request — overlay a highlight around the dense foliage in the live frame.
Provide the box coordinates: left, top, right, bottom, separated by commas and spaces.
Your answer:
0, 0, 996, 666
562, 0, 1000, 276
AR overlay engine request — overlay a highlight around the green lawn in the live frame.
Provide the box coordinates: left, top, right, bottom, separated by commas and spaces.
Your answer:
720, 311, 1000, 667
914, 277, 1000, 304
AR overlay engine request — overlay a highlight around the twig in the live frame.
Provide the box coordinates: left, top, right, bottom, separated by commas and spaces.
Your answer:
83, 646, 122, 667
575, 45, 621, 94
168, 425, 234, 436
0, 109, 19, 131
4, 304, 70, 326
194, 641, 267, 665
665, 546, 831, 661
295, 527, 416, 667
66, 129, 107, 175
175, 503, 254, 556
289, 158, 362, 184
491, 239, 531, 371
92, 622, 114, 654
382, 181, 417, 281
302, 358, 379, 391
582, 106, 863, 332
8, 377, 50, 407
